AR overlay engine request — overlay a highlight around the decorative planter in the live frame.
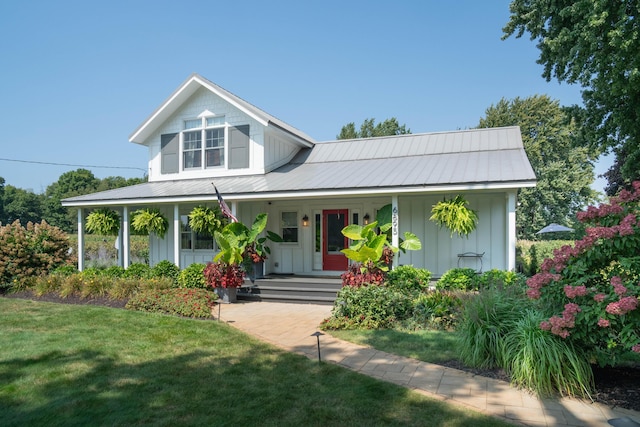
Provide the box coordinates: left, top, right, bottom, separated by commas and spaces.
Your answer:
215, 287, 238, 304
252, 261, 264, 280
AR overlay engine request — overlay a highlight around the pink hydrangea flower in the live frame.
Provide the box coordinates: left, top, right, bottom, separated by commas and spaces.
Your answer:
564, 285, 587, 299
593, 293, 606, 302
632, 344, 640, 353
610, 276, 627, 296
597, 318, 610, 327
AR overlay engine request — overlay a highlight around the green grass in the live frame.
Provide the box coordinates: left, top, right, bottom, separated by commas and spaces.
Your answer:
327, 328, 459, 364
0, 298, 512, 427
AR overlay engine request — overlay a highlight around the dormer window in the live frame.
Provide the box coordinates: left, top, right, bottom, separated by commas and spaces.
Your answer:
182, 116, 226, 169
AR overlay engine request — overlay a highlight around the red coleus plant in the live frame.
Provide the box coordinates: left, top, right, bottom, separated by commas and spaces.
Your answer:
203, 261, 245, 289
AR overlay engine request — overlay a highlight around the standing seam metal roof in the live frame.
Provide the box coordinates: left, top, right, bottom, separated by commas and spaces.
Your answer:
62, 126, 536, 206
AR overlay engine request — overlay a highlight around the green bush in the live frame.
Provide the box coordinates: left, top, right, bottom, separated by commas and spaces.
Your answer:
51, 265, 79, 276
501, 309, 593, 398
178, 263, 207, 289
151, 260, 180, 285
326, 285, 413, 329
0, 220, 71, 290
436, 268, 477, 291
125, 288, 217, 318
475, 269, 527, 291
386, 265, 432, 294
123, 263, 151, 279
102, 265, 126, 278
409, 290, 462, 330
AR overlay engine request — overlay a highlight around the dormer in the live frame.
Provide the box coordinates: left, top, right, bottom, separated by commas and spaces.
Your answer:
129, 73, 315, 182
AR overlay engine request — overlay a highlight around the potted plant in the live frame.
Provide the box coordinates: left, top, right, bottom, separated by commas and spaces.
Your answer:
340, 220, 421, 286
204, 213, 282, 302
430, 195, 478, 237
85, 208, 120, 235
188, 205, 225, 236
131, 208, 169, 238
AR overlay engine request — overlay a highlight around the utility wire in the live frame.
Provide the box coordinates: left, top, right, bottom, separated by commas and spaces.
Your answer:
0, 157, 147, 173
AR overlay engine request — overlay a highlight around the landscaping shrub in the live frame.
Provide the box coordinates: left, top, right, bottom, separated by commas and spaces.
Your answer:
123, 263, 151, 279
340, 262, 386, 287
409, 290, 462, 330
386, 265, 432, 294
178, 263, 207, 289
475, 269, 527, 291
52, 264, 79, 276
436, 268, 477, 291
501, 309, 593, 398
325, 285, 413, 329
125, 288, 217, 318
527, 181, 640, 366
0, 220, 70, 290
151, 260, 180, 285
456, 287, 531, 369
102, 265, 126, 278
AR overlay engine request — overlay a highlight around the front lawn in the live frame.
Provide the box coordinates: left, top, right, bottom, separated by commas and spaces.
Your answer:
0, 298, 511, 427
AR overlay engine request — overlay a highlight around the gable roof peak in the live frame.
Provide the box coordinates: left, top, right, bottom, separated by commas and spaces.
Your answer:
129, 73, 315, 147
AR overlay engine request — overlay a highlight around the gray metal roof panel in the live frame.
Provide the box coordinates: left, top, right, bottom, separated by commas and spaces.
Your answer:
63, 127, 536, 205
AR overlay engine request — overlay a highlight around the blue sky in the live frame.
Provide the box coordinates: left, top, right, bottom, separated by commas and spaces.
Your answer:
0, 1, 610, 194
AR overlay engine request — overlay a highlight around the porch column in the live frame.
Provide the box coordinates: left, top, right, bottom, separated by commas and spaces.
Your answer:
122, 206, 130, 268
173, 204, 180, 268
391, 195, 399, 268
116, 210, 124, 267
77, 208, 85, 272
506, 191, 517, 271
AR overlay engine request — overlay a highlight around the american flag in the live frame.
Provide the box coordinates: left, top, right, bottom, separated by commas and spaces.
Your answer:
213, 184, 238, 223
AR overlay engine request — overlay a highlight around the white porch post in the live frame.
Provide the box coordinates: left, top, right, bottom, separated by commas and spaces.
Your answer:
391, 195, 399, 268
116, 210, 124, 268
173, 204, 180, 268
507, 191, 517, 271
122, 206, 130, 268
77, 208, 85, 272
231, 201, 238, 221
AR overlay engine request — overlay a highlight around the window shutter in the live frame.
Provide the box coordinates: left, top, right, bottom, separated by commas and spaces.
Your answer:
228, 125, 250, 169
160, 133, 179, 174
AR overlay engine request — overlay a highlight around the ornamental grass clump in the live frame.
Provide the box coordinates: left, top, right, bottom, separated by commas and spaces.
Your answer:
526, 181, 640, 366
501, 309, 594, 398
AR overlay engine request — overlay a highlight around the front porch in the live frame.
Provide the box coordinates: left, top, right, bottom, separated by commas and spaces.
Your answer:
238, 275, 342, 305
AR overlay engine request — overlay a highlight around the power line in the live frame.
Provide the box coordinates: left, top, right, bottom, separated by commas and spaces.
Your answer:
0, 157, 147, 173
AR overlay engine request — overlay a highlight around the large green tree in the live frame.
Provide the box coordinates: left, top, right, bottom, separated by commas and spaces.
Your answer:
503, 0, 640, 191
478, 95, 597, 239
337, 118, 411, 139
2, 185, 45, 225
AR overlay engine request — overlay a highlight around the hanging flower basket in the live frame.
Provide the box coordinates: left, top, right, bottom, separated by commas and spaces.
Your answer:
131, 208, 169, 239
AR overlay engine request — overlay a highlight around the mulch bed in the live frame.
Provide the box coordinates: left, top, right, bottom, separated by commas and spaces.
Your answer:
3, 291, 639, 413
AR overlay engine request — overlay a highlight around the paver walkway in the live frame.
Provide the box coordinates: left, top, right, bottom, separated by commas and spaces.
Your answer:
217, 301, 640, 427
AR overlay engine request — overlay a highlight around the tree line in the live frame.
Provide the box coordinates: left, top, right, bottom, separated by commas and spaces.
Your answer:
0, 169, 146, 233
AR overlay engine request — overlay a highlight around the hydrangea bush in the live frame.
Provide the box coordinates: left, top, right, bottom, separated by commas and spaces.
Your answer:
527, 181, 640, 366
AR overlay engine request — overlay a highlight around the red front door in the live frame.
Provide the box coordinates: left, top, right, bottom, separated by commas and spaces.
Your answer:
322, 209, 349, 271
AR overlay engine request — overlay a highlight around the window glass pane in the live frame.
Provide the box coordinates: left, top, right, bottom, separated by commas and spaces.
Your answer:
180, 215, 192, 249
194, 232, 214, 250
183, 131, 201, 150
184, 119, 201, 129
281, 212, 297, 227
315, 214, 321, 252
206, 116, 225, 127
206, 128, 224, 148
282, 228, 298, 243
183, 150, 201, 168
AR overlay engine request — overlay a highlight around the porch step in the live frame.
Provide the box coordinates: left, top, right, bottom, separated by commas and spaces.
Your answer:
237, 275, 342, 305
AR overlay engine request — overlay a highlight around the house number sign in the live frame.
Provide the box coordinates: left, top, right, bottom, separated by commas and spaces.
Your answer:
392, 206, 398, 236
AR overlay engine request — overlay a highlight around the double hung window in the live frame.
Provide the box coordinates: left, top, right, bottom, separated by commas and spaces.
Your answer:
183, 116, 225, 170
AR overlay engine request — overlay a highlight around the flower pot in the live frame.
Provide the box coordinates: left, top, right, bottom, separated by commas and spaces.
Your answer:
215, 287, 237, 304
252, 261, 264, 280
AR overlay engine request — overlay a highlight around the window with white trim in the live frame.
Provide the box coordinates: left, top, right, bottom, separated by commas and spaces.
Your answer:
182, 116, 225, 170
180, 215, 215, 250
281, 211, 299, 243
